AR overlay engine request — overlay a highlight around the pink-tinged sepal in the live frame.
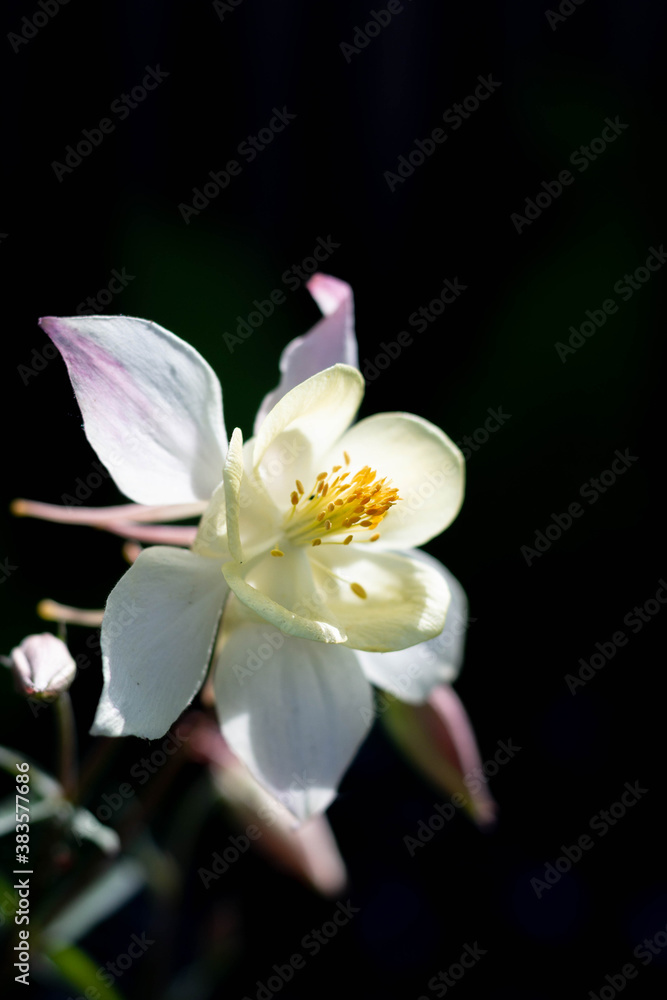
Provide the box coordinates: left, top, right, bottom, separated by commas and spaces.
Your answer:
382, 684, 497, 829
39, 315, 227, 505
253, 273, 358, 434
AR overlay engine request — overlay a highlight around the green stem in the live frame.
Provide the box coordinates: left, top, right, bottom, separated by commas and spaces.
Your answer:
55, 691, 77, 800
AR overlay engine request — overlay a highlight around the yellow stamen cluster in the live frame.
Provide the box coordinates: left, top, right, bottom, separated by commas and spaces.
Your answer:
284, 455, 400, 548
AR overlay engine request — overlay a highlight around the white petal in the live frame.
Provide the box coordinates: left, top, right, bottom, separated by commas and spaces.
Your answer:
254, 274, 358, 434
193, 439, 281, 562
253, 364, 364, 502
91, 546, 227, 739
214, 600, 372, 820
355, 556, 468, 702
333, 413, 464, 549
222, 547, 345, 644
223, 427, 244, 561
310, 546, 450, 652
191, 479, 230, 559
40, 315, 227, 505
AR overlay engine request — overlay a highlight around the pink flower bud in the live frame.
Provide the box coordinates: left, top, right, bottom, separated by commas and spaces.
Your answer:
10, 633, 76, 700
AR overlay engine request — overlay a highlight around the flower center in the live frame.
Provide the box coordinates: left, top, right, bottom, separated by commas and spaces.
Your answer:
281, 450, 400, 549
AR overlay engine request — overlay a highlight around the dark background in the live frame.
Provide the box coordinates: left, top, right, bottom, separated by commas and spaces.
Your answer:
1, 1, 666, 997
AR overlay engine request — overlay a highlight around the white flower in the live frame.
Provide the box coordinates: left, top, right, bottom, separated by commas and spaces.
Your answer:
38, 275, 466, 819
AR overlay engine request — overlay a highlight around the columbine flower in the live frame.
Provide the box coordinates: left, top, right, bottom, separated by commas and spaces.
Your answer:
31, 275, 465, 819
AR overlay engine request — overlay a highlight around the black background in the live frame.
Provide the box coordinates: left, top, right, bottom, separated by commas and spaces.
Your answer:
1, 1, 666, 998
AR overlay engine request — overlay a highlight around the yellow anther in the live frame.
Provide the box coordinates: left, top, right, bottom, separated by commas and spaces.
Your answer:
370, 533, 380, 541
350, 582, 367, 599
271, 548, 284, 557
283, 452, 400, 549
311, 538, 322, 546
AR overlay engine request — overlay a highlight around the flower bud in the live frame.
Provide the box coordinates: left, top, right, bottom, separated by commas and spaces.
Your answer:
10, 633, 77, 700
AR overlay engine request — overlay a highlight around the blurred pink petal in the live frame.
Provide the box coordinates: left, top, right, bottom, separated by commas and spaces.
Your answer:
183, 713, 348, 896
382, 684, 497, 829
253, 273, 358, 433
122, 541, 143, 564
